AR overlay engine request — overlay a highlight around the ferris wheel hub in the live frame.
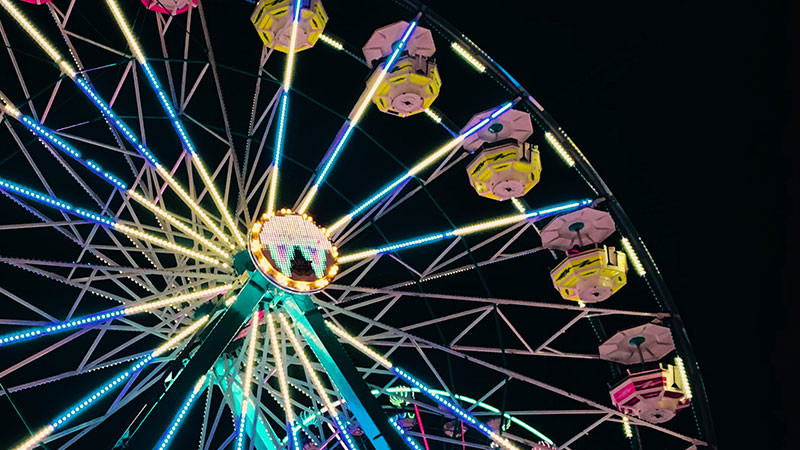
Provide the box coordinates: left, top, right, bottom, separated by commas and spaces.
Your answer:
249, 209, 339, 293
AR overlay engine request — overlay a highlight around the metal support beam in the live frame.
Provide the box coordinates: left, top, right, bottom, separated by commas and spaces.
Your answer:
284, 295, 408, 450
122, 271, 271, 448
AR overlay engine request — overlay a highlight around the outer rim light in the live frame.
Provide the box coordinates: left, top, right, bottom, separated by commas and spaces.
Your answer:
249, 209, 338, 293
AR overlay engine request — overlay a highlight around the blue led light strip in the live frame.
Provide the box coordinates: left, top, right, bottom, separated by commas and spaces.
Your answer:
20, 115, 128, 190
0, 176, 226, 267
0, 309, 124, 347
156, 377, 206, 450
267, 92, 290, 214
297, 20, 418, 214
0, 284, 231, 347
327, 101, 514, 232
0, 176, 116, 226
337, 199, 592, 263
74, 77, 161, 167
389, 416, 425, 450
12, 317, 208, 450
393, 367, 522, 450
136, 61, 245, 246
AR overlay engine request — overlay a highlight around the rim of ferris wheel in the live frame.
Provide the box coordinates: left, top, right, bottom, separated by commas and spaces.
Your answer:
0, 0, 717, 447
460, 107, 534, 152
540, 207, 617, 251
599, 323, 676, 365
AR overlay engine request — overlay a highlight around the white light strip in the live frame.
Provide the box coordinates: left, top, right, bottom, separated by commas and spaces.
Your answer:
192, 156, 246, 248
11, 317, 208, 450
296, 21, 418, 214
105, 0, 144, 62
0, 0, 77, 78
336, 200, 589, 264
282, 0, 303, 91
267, 93, 289, 215
423, 108, 442, 124
279, 314, 358, 450
622, 416, 633, 439
544, 132, 576, 167
675, 356, 692, 400
620, 237, 646, 276
152, 315, 210, 357
155, 166, 233, 249
104, 0, 242, 248
123, 284, 232, 315
115, 223, 227, 268
267, 312, 295, 423
318, 33, 344, 50
128, 191, 231, 259
328, 101, 514, 233
450, 42, 486, 73
236, 311, 260, 450
326, 321, 392, 369
510, 197, 526, 213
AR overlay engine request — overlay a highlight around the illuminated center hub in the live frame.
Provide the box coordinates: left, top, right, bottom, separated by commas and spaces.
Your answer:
250, 209, 339, 293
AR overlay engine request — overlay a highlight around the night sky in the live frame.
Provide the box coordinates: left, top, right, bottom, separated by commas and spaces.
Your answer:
0, 0, 794, 448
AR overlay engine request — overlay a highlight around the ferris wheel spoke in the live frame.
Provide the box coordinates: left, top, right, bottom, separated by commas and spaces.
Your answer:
9, 316, 208, 450
156, 375, 208, 450
0, 283, 230, 348
3, 6, 235, 250
323, 102, 513, 236
103, 0, 245, 248
325, 302, 707, 447
337, 199, 590, 264
241, 87, 282, 220
241, 46, 276, 210
295, 19, 419, 215
279, 312, 358, 450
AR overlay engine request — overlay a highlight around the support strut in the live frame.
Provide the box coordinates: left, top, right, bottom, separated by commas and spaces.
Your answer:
122, 271, 271, 449
284, 295, 408, 450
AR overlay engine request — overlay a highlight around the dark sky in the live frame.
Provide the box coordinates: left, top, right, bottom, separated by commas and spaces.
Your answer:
428, 0, 792, 447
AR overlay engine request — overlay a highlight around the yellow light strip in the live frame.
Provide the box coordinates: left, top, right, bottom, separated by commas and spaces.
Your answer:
296, 184, 315, 215
267, 312, 295, 423
325, 321, 392, 369
544, 132, 576, 167
423, 108, 442, 124
104, 0, 242, 249
620, 237, 646, 276
327, 135, 468, 233
278, 314, 340, 417
450, 212, 531, 236
1, 101, 21, 119
674, 356, 692, 400
510, 197, 526, 213
115, 223, 228, 268
128, 190, 232, 259
192, 158, 246, 248
282, 12, 301, 91
104, 0, 145, 62
13, 425, 54, 450
123, 283, 233, 315
450, 42, 486, 73
622, 416, 633, 439
155, 165, 233, 249
318, 33, 344, 50
224, 295, 238, 307
242, 311, 260, 395
152, 314, 210, 357
0, 0, 77, 78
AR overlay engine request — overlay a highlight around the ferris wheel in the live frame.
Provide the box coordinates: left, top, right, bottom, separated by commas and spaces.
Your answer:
0, 0, 716, 449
